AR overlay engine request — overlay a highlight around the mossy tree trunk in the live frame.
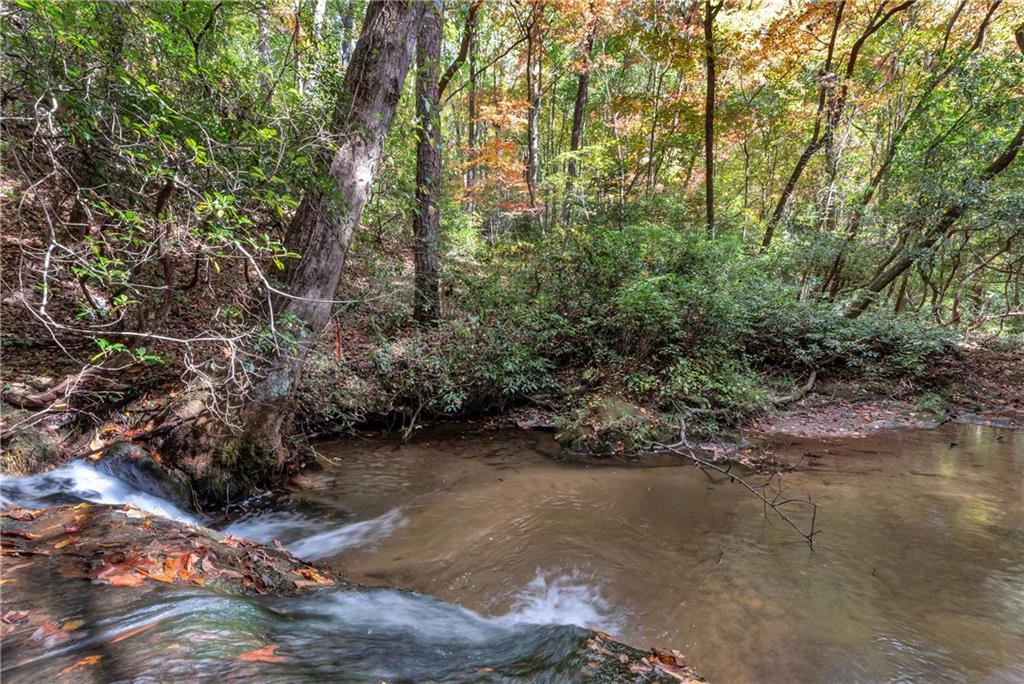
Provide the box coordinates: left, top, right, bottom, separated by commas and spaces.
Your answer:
164, 0, 424, 504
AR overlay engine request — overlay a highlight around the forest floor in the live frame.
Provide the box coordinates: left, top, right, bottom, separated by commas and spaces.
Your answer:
749, 343, 1024, 440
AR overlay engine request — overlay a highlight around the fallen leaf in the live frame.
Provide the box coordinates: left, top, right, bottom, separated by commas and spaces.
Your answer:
62, 619, 85, 632
2, 610, 30, 624
121, 504, 149, 519
87, 431, 105, 457
3, 509, 38, 522
54, 539, 73, 549
110, 620, 160, 643
96, 563, 147, 587
296, 566, 332, 585
58, 654, 102, 675
238, 644, 284, 663
31, 621, 71, 647
2, 529, 38, 540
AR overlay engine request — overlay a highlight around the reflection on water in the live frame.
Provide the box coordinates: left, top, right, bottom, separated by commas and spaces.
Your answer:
302, 423, 1024, 683
2, 422, 1022, 682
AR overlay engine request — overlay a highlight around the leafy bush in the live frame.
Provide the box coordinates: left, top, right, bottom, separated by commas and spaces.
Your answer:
372, 318, 553, 417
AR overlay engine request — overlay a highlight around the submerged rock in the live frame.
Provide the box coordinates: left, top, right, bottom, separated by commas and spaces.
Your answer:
1, 504, 704, 683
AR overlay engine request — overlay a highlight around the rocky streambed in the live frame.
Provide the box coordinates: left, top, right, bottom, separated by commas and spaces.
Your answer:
0, 501, 702, 683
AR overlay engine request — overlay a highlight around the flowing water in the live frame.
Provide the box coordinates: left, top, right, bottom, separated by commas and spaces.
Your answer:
3, 422, 1023, 682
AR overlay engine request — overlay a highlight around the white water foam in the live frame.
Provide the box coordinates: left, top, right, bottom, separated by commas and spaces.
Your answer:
222, 508, 407, 561
497, 568, 624, 634
0, 461, 197, 523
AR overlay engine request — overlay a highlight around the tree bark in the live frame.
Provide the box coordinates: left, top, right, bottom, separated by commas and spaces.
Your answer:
760, 0, 845, 249
703, 0, 721, 235
563, 8, 595, 222
525, 9, 541, 213
164, 0, 424, 504
413, 3, 443, 324
761, 0, 916, 250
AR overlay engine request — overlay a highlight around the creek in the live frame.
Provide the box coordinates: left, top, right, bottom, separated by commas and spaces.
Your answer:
2, 422, 1022, 682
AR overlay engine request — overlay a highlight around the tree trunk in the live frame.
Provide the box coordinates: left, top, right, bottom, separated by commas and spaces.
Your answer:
525, 18, 540, 212
413, 3, 443, 324
847, 120, 1024, 318
761, 0, 916, 250
563, 10, 595, 222
412, 0, 479, 324
466, 32, 478, 212
703, 0, 720, 235
164, 0, 424, 504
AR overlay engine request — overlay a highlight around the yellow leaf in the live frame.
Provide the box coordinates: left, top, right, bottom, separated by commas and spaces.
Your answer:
58, 654, 102, 675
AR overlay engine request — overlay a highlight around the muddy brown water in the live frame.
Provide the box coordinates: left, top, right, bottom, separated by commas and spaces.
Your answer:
272, 422, 1024, 683
3, 422, 1022, 682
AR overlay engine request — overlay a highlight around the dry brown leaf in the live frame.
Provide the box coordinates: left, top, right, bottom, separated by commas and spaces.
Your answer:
2, 610, 30, 624
3, 509, 38, 522
237, 644, 284, 663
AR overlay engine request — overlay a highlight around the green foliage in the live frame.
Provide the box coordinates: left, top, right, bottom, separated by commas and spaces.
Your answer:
742, 294, 952, 378
371, 318, 553, 417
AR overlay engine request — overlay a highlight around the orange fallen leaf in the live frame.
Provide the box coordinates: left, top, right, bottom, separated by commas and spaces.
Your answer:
238, 644, 284, 663
3, 509, 38, 522
296, 566, 332, 585
61, 619, 85, 632
58, 654, 102, 675
110, 620, 161, 644
96, 562, 148, 587
2, 529, 37, 540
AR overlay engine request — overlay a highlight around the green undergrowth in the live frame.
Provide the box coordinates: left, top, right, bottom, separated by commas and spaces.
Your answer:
297, 222, 956, 451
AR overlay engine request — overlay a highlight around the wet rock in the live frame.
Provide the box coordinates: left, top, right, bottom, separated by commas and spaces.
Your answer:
1, 503, 347, 596
0, 504, 703, 683
93, 442, 194, 511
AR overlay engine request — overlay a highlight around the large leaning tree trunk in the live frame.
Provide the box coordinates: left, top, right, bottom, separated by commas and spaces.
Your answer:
162, 0, 424, 504
846, 119, 1024, 319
